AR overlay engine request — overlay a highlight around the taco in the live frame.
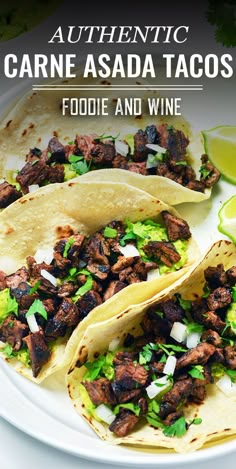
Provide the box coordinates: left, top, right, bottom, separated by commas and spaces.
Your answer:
0, 76, 220, 208
67, 240, 236, 453
0, 181, 197, 382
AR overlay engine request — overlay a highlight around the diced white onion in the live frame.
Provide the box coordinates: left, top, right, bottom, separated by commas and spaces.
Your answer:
119, 244, 140, 258
216, 374, 236, 396
28, 184, 39, 193
108, 337, 121, 352
147, 268, 160, 282
186, 332, 201, 349
163, 355, 177, 376
95, 404, 116, 425
0, 178, 5, 184
41, 269, 57, 287
146, 375, 169, 399
35, 248, 54, 265
170, 322, 187, 343
115, 140, 129, 157
27, 314, 40, 333
146, 154, 158, 169
146, 144, 167, 154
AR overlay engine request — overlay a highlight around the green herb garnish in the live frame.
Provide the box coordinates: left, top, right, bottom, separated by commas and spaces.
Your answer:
26, 299, 48, 320
63, 237, 75, 258
188, 365, 205, 380
114, 403, 140, 416
103, 227, 118, 238
29, 281, 41, 295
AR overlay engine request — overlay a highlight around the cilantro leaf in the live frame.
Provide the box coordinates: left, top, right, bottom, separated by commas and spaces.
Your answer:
232, 287, 236, 302
114, 403, 140, 417
68, 154, 84, 163
183, 319, 204, 334
26, 299, 48, 320
63, 237, 75, 257
160, 353, 167, 363
188, 365, 205, 380
191, 417, 202, 425
225, 369, 236, 383
71, 159, 92, 175
0, 288, 18, 323
84, 356, 106, 381
163, 416, 187, 438
139, 343, 158, 365
103, 227, 118, 238
1, 343, 16, 358
29, 281, 41, 295
176, 295, 191, 311
119, 231, 137, 247
175, 161, 187, 166
158, 343, 188, 355
146, 415, 164, 429
74, 275, 93, 298
199, 165, 211, 179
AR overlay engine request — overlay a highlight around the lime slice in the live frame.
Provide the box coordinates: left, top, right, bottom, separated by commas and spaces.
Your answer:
218, 195, 236, 243
202, 126, 236, 184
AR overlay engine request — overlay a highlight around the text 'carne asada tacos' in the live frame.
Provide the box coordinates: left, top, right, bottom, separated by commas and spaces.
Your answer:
67, 240, 236, 453
0, 76, 220, 208
0, 181, 197, 382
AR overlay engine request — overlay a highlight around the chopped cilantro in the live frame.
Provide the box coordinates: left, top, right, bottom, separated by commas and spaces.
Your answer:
0, 288, 18, 323
103, 227, 118, 238
202, 284, 210, 298
191, 417, 202, 426
68, 141, 74, 145
96, 133, 119, 141
68, 154, 84, 163
155, 311, 164, 318
188, 365, 205, 380
31, 159, 39, 166
119, 231, 136, 247
139, 343, 158, 365
175, 161, 187, 166
29, 281, 41, 295
26, 299, 48, 320
167, 125, 174, 131
183, 319, 204, 334
163, 416, 187, 438
1, 343, 16, 358
71, 158, 92, 175
158, 343, 188, 356
63, 237, 75, 258
84, 356, 105, 381
47, 151, 52, 158
160, 354, 167, 363
199, 165, 211, 179
74, 275, 93, 298
176, 295, 191, 312
225, 369, 236, 383
114, 403, 140, 417
232, 287, 236, 302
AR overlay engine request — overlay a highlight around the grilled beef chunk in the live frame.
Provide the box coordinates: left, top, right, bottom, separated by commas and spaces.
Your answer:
224, 346, 236, 369
75, 134, 96, 160
145, 125, 159, 144
226, 266, 236, 286
16, 160, 50, 194
26, 258, 57, 294
0, 270, 7, 290
133, 260, 157, 281
111, 256, 135, 274
133, 130, 148, 162
143, 241, 181, 267
157, 124, 189, 160
200, 159, 221, 188
85, 233, 110, 264
111, 385, 142, 403
11, 282, 37, 310
112, 154, 128, 169
6, 267, 29, 289
67, 234, 85, 262
0, 181, 22, 208
176, 343, 216, 369
207, 287, 232, 310
186, 180, 205, 192
103, 280, 127, 301
162, 211, 191, 242
87, 261, 110, 281
48, 164, 65, 183
191, 298, 208, 323
127, 161, 147, 175
91, 143, 115, 165
23, 331, 50, 377
0, 315, 28, 351
204, 264, 227, 289
83, 378, 117, 406
48, 137, 66, 163
212, 347, 225, 364
201, 329, 222, 347
53, 298, 79, 327
109, 409, 139, 437
149, 361, 165, 374
137, 396, 148, 415
191, 383, 206, 403
53, 250, 71, 275
76, 290, 102, 320
58, 282, 77, 298
161, 300, 184, 323
163, 411, 183, 426
159, 378, 193, 419
113, 351, 138, 366
115, 363, 149, 389
44, 317, 67, 338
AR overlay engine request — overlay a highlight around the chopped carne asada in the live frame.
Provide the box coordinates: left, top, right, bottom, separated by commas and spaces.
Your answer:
0, 123, 220, 208
80, 262, 236, 439
0, 214, 191, 377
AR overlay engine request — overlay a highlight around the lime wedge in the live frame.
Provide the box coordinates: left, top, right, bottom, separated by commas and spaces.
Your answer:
202, 126, 236, 184
218, 195, 236, 243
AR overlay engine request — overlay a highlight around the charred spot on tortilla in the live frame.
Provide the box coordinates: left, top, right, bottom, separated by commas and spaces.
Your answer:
56, 225, 75, 238
5, 120, 12, 129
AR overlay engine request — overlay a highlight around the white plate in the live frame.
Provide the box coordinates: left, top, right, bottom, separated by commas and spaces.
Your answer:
0, 76, 236, 466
